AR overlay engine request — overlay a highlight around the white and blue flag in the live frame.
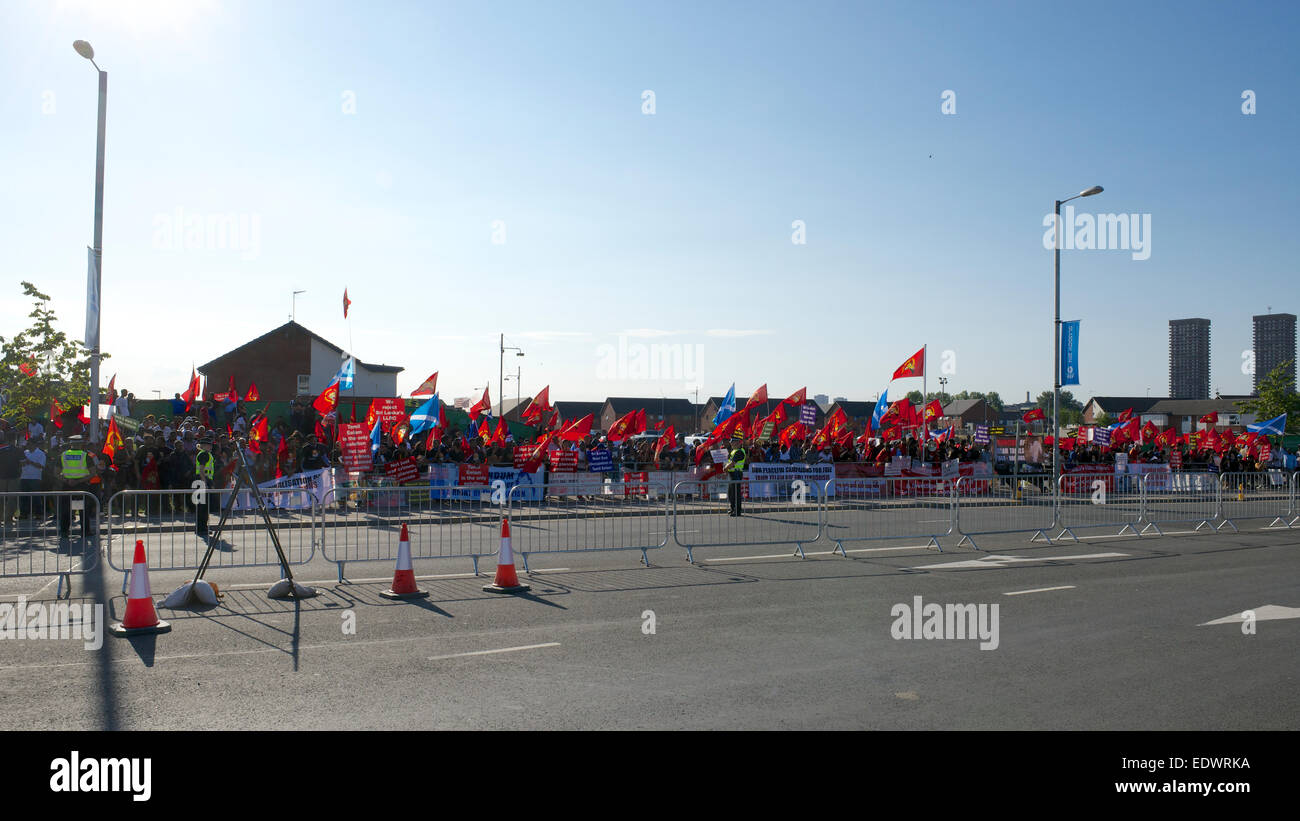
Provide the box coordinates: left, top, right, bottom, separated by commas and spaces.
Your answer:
871, 389, 890, 431
335, 356, 356, 390
409, 394, 440, 436
370, 415, 382, 454
712, 384, 736, 426
1247, 413, 1287, 436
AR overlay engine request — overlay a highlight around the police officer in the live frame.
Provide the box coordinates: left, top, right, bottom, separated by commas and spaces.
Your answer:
58, 434, 94, 537
724, 439, 748, 517
194, 433, 216, 538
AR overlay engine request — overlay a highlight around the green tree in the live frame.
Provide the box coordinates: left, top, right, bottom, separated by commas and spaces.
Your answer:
1092, 410, 1112, 427
924, 391, 953, 405
906, 390, 924, 405
1236, 360, 1299, 434
953, 390, 1004, 412
0, 282, 105, 425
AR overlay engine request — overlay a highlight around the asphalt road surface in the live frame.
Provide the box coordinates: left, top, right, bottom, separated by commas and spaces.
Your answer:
1, 501, 1296, 730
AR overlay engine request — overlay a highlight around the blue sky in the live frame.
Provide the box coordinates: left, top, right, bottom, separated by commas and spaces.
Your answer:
2, 0, 1297, 411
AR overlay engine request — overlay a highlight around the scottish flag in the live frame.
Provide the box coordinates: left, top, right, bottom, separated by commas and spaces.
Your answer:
1247, 413, 1287, 436
871, 389, 889, 431
370, 415, 382, 454
409, 394, 439, 436
712, 384, 736, 426
336, 356, 356, 390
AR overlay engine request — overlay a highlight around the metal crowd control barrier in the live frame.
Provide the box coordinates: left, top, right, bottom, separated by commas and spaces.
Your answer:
507, 480, 671, 569
0, 491, 100, 598
1217, 470, 1293, 531
1051, 471, 1144, 542
319, 484, 504, 580
106, 488, 318, 591
1136, 472, 1217, 535
953, 474, 1054, 549
822, 476, 953, 555
671, 477, 823, 563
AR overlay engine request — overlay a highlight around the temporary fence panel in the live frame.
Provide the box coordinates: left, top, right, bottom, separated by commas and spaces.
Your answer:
1052, 471, 1144, 541
1217, 471, 1293, 530
822, 476, 954, 555
0, 491, 100, 597
506, 480, 671, 569
319, 484, 505, 580
953, 474, 1055, 548
1137, 472, 1218, 534
671, 477, 823, 562
105, 488, 317, 589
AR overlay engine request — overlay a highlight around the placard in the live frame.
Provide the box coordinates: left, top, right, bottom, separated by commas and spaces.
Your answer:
587, 449, 614, 472
338, 422, 373, 473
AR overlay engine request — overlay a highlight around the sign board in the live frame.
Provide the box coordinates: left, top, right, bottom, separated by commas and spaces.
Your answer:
710, 448, 729, 464
384, 457, 419, 485
973, 424, 989, 445
338, 423, 373, 473
799, 404, 817, 425
587, 449, 614, 472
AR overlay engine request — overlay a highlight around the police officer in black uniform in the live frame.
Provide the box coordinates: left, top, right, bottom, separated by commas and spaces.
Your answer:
724, 439, 748, 517
58, 434, 94, 537
194, 433, 216, 538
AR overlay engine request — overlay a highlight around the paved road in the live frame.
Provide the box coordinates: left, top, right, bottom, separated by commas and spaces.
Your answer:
0, 504, 1296, 730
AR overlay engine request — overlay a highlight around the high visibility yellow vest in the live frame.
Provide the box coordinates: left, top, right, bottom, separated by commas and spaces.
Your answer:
729, 449, 747, 472
195, 451, 215, 481
62, 449, 90, 480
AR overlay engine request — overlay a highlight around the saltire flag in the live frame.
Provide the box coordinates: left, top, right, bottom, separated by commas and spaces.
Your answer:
49, 399, 63, 428
712, 384, 736, 426
1247, 413, 1287, 436
747, 384, 768, 410
370, 415, 382, 455
469, 387, 491, 423
1022, 407, 1045, 424
781, 387, 807, 407
1199, 411, 1218, 425
409, 395, 440, 436
102, 416, 124, 460
181, 368, 201, 411
892, 347, 924, 380
411, 372, 439, 397
1117, 408, 1134, 422
335, 356, 355, 391
313, 379, 341, 414
870, 390, 890, 432
559, 413, 593, 442
246, 383, 259, 402
343, 288, 351, 319
520, 386, 551, 424
923, 399, 944, 423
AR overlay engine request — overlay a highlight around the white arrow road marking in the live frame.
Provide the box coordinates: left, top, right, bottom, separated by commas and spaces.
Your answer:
913, 552, 1128, 570
1200, 605, 1300, 626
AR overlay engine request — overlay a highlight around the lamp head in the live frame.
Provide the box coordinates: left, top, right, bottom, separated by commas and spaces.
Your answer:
1080, 185, 1104, 197
73, 40, 95, 60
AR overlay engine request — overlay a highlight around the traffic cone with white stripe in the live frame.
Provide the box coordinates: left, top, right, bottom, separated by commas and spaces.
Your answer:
483, 517, 530, 594
110, 540, 172, 636
380, 523, 428, 599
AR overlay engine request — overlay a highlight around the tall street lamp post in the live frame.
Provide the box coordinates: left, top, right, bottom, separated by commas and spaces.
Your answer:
74, 40, 106, 442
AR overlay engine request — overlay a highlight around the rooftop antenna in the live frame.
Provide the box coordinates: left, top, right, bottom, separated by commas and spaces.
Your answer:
291, 290, 306, 321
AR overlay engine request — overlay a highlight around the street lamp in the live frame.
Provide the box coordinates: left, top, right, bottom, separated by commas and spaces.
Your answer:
499, 334, 524, 417
74, 40, 107, 442
1053, 184, 1103, 524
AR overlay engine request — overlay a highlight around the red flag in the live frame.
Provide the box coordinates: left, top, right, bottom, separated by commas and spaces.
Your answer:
227, 374, 240, 405
312, 379, 341, 414
892, 347, 925, 380
635, 409, 647, 435
779, 423, 806, 446
103, 416, 124, 460
276, 435, 288, 478
1198, 411, 1217, 425
521, 386, 551, 424
469, 387, 491, 422
343, 288, 351, 319
825, 407, 849, 437
245, 382, 259, 402
106, 373, 116, 401
607, 410, 640, 442
654, 424, 676, 462
1117, 408, 1134, 422
781, 387, 807, 407
923, 400, 943, 423
478, 418, 492, 442
49, 399, 64, 428
1141, 421, 1158, 442
364, 400, 378, 430
559, 413, 594, 442
1022, 407, 1045, 424
490, 418, 508, 446
18, 358, 37, 377
746, 384, 768, 409
181, 368, 201, 411
1123, 418, 1140, 443
250, 415, 269, 444
79, 405, 91, 425
653, 419, 666, 432
411, 371, 439, 396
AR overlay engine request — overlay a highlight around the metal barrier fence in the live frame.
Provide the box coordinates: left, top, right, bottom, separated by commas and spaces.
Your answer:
672, 477, 823, 562
953, 474, 1055, 548
822, 476, 953, 555
0, 492, 100, 598
1136, 472, 1219, 534
105, 488, 318, 590
1217, 470, 1294, 531
319, 485, 505, 580
507, 480, 671, 569
1052, 472, 1144, 542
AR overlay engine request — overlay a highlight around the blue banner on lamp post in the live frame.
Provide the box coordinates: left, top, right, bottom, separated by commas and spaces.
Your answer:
1060, 320, 1080, 386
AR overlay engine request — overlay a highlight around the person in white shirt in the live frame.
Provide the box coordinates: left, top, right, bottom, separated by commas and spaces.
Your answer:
114, 390, 130, 417
19, 436, 46, 520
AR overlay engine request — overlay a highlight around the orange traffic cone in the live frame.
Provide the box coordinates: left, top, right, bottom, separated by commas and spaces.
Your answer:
110, 540, 172, 636
483, 518, 530, 594
380, 523, 428, 599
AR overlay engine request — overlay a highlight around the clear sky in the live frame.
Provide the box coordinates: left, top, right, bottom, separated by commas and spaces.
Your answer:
3, 0, 1297, 411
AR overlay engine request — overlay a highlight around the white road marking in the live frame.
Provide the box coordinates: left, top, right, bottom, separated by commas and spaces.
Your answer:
217, 569, 567, 591
1200, 604, 1300, 626
704, 545, 939, 562
1003, 585, 1076, 596
428, 642, 560, 661
913, 552, 1128, 570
